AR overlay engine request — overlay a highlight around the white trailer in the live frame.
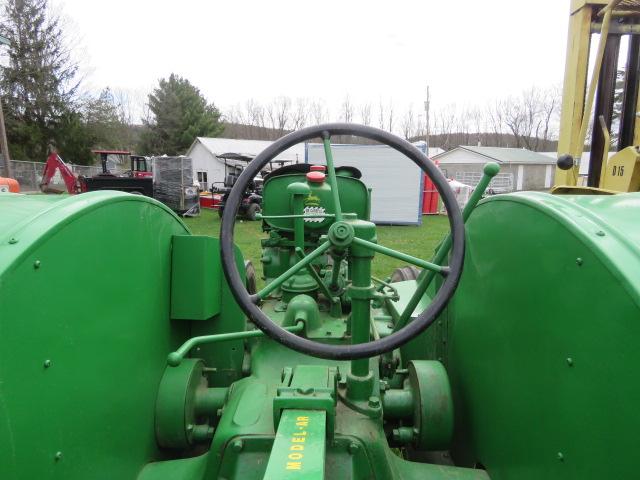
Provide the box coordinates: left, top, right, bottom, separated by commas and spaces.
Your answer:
306, 143, 424, 225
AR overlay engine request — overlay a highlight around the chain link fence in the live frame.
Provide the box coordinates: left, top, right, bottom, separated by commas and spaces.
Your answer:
9, 160, 108, 192
455, 171, 514, 193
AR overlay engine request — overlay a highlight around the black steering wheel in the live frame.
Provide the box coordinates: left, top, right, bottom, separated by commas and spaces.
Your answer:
220, 123, 465, 360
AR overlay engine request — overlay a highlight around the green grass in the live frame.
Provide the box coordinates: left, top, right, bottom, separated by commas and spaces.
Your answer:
183, 210, 450, 283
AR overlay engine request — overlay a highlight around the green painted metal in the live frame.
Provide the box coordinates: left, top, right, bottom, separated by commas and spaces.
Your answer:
260, 173, 368, 234
0, 192, 251, 479
0, 192, 192, 479
408, 360, 453, 450
287, 182, 310, 251
167, 322, 304, 367
256, 241, 330, 300
273, 365, 337, 434
418, 191, 640, 479
171, 235, 220, 320
322, 137, 343, 221
263, 409, 326, 480
155, 359, 217, 448
294, 247, 339, 306
352, 236, 446, 273
16, 145, 640, 480
393, 162, 500, 333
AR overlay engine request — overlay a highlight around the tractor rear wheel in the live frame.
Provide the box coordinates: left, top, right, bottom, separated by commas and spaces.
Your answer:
391, 265, 421, 282
246, 203, 261, 221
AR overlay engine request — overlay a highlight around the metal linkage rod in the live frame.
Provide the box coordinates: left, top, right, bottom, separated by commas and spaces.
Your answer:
351, 237, 447, 274
256, 241, 331, 300
168, 322, 305, 366
322, 134, 343, 222
294, 247, 338, 305
256, 213, 335, 220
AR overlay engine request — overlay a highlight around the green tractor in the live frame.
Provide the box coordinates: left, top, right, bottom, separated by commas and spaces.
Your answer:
1, 123, 640, 480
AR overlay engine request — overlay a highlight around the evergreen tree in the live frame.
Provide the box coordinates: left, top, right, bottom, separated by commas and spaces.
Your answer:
0, 0, 81, 162
139, 74, 223, 155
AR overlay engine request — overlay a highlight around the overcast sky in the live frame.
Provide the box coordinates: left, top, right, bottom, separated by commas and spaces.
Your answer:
55, 0, 571, 118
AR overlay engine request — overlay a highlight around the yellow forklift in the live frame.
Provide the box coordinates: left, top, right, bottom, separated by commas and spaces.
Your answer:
555, 0, 640, 192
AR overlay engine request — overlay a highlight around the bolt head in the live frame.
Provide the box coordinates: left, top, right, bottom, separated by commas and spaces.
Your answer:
232, 439, 244, 452
43, 359, 51, 369
368, 396, 381, 408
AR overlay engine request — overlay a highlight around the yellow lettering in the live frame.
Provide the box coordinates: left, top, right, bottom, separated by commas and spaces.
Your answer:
292, 437, 305, 443
296, 416, 309, 421
296, 421, 308, 427
293, 431, 307, 436
290, 444, 304, 451
288, 452, 303, 460
286, 462, 302, 470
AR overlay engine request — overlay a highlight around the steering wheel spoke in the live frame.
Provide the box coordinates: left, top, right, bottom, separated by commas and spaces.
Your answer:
351, 237, 448, 275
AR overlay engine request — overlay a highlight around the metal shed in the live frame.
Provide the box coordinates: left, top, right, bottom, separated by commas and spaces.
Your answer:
305, 143, 424, 225
433, 146, 557, 192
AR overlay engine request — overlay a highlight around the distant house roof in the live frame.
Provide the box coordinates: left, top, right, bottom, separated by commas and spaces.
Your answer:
434, 146, 556, 165
187, 137, 305, 165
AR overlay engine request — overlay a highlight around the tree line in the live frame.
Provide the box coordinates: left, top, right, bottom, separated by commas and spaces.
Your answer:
0, 0, 224, 165
0, 0, 561, 168
224, 86, 561, 152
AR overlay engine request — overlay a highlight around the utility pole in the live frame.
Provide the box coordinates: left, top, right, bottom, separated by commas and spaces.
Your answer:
423, 86, 430, 156
0, 97, 12, 178
0, 34, 11, 178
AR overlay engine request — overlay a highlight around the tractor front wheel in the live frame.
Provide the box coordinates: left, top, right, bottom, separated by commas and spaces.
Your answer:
391, 265, 421, 282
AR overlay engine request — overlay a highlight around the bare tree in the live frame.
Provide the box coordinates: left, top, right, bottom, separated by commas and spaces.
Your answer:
290, 98, 308, 130
377, 99, 385, 129
359, 102, 371, 126
486, 100, 506, 147
434, 104, 456, 150
468, 107, 484, 146
266, 96, 291, 137
387, 100, 394, 133
401, 106, 415, 139
341, 95, 354, 123
502, 86, 559, 151
310, 99, 328, 125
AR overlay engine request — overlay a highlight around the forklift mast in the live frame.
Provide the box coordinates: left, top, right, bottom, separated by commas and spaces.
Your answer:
555, 0, 640, 190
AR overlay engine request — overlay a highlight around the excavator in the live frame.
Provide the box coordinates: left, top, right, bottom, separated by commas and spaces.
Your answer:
39, 150, 153, 195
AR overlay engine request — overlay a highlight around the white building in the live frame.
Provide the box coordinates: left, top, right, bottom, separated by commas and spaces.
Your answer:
186, 138, 305, 191
433, 146, 557, 192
